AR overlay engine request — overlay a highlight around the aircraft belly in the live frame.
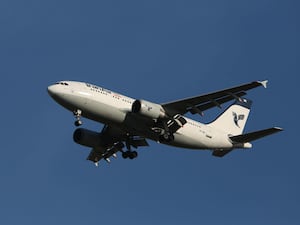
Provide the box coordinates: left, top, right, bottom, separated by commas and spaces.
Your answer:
170, 134, 207, 149
84, 99, 126, 124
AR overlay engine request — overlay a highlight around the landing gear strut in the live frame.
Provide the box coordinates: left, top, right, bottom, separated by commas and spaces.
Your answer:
122, 137, 138, 160
159, 120, 174, 142
73, 109, 82, 126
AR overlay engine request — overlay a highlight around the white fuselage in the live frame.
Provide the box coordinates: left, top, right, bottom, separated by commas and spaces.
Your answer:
48, 81, 236, 151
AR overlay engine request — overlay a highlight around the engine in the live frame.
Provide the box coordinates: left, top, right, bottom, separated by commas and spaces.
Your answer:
132, 99, 167, 119
73, 128, 104, 148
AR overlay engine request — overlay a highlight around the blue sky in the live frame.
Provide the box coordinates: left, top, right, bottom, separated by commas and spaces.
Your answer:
0, 0, 299, 224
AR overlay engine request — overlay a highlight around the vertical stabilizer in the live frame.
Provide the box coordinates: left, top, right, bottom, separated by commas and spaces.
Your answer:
208, 98, 252, 135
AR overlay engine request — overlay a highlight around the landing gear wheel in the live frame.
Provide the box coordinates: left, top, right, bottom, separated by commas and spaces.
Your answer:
74, 120, 82, 127
163, 133, 170, 140
122, 151, 138, 160
122, 151, 129, 159
159, 133, 174, 143
129, 151, 138, 159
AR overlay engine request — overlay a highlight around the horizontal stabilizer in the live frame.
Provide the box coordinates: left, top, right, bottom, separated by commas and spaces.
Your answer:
230, 127, 283, 143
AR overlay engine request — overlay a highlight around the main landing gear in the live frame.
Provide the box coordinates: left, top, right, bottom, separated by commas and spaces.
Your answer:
156, 120, 175, 143
159, 132, 174, 143
73, 109, 82, 126
121, 137, 138, 159
122, 150, 138, 160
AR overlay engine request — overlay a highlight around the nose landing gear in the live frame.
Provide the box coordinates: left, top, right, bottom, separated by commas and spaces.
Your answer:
73, 109, 82, 126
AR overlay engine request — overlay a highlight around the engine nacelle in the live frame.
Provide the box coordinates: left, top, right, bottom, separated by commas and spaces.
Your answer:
132, 99, 166, 119
73, 128, 104, 148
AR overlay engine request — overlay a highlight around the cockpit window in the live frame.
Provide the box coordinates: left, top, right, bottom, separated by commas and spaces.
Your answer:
55, 82, 69, 86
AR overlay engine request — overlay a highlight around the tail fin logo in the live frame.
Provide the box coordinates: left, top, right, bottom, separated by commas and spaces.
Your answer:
233, 112, 245, 128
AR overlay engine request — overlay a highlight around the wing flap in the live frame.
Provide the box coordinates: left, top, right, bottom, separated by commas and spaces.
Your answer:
189, 92, 246, 115
230, 127, 283, 143
87, 142, 125, 163
87, 148, 104, 163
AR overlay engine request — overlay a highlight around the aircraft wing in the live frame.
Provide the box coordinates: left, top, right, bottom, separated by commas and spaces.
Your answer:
162, 80, 268, 116
86, 125, 149, 165
87, 142, 125, 164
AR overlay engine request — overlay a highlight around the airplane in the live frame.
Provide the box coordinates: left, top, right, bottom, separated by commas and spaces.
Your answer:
47, 80, 282, 166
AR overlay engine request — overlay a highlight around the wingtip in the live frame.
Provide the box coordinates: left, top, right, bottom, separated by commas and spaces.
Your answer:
258, 80, 268, 88
274, 127, 284, 132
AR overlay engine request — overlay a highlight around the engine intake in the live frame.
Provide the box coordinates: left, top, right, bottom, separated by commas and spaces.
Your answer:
132, 99, 166, 119
73, 128, 104, 148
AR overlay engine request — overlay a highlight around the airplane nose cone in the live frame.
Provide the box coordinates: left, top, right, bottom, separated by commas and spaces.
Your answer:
47, 84, 64, 100
47, 85, 56, 97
